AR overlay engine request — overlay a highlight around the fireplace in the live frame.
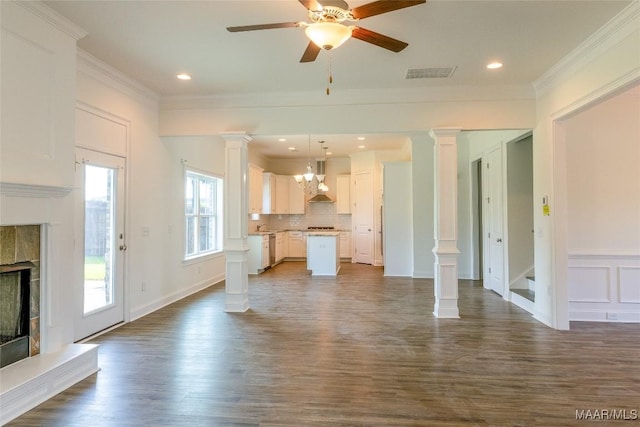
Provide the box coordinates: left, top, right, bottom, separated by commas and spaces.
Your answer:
0, 225, 40, 368
0, 262, 33, 367
0, 185, 98, 426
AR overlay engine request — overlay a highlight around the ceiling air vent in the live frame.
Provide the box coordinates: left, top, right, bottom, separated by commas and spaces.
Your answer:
405, 67, 456, 79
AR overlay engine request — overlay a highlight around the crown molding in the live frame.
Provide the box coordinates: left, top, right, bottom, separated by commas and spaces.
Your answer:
16, 1, 87, 40
159, 84, 535, 111
534, 1, 640, 96
77, 49, 160, 108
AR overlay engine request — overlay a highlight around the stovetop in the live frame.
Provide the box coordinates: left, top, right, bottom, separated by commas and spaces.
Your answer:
307, 226, 335, 230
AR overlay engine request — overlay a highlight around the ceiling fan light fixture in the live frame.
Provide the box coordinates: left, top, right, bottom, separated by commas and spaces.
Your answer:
305, 22, 352, 50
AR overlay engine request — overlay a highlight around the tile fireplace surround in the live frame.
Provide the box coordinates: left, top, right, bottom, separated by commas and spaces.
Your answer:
1, 225, 42, 366
0, 183, 98, 424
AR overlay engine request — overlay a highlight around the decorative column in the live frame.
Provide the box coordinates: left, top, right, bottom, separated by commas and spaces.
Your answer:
430, 128, 461, 318
221, 132, 251, 312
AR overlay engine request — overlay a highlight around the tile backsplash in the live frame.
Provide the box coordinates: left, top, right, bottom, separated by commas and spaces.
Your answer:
249, 201, 351, 231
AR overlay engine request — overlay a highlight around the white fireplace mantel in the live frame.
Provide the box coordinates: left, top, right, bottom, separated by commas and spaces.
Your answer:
0, 182, 72, 198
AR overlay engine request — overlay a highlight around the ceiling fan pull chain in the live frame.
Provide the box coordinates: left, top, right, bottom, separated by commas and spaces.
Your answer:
326, 52, 333, 95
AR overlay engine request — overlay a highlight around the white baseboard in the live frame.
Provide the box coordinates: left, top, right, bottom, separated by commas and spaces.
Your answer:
510, 291, 535, 314
130, 275, 224, 321
412, 269, 433, 279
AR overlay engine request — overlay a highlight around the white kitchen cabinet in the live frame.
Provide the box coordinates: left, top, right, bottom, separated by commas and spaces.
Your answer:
262, 172, 276, 214
287, 231, 306, 258
336, 175, 351, 214
248, 234, 269, 274
288, 178, 305, 214
263, 173, 295, 215
275, 231, 285, 262
339, 231, 352, 259
248, 164, 264, 214
275, 175, 290, 214
280, 231, 289, 258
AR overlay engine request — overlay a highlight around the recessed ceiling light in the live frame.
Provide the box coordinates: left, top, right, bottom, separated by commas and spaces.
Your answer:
486, 62, 503, 70
279, 138, 287, 142
326, 151, 332, 155
176, 73, 192, 80
358, 145, 366, 149
357, 136, 366, 140
288, 147, 296, 151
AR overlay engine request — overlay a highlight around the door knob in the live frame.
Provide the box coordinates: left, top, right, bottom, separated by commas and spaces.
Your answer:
496, 238, 502, 243
119, 245, 128, 251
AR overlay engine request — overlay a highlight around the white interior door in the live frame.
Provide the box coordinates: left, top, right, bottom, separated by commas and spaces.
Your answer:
74, 148, 126, 341
354, 172, 374, 264
484, 146, 505, 295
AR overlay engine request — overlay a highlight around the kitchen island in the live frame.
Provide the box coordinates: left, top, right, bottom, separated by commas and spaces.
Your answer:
306, 232, 340, 276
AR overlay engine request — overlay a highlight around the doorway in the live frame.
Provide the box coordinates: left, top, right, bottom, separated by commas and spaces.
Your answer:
506, 135, 534, 301
74, 148, 126, 341
353, 171, 374, 264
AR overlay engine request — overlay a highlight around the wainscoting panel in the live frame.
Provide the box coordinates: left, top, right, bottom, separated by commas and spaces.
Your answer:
618, 266, 640, 304
568, 252, 640, 322
567, 265, 610, 303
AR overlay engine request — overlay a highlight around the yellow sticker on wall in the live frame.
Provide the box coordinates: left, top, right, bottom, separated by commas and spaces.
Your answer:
543, 204, 550, 216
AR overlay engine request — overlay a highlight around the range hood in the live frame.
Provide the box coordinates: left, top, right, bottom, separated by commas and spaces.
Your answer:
309, 159, 333, 203
309, 193, 333, 203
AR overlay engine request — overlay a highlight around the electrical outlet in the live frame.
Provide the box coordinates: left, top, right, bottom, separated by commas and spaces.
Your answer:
606, 312, 618, 320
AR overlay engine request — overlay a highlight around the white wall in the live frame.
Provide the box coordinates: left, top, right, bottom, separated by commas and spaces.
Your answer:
76, 53, 226, 321
565, 92, 639, 251
534, 2, 640, 328
564, 86, 640, 322
410, 134, 435, 278
383, 162, 413, 276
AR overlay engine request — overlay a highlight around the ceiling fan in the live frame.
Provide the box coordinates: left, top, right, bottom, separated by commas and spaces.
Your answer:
227, 0, 426, 63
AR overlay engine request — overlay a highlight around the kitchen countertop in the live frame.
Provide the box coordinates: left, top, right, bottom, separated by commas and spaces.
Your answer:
249, 229, 350, 236
306, 231, 340, 236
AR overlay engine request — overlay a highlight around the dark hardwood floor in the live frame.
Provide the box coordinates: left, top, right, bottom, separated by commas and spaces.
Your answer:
9, 262, 640, 426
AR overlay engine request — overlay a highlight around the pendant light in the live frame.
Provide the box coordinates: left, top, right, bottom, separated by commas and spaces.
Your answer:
294, 136, 314, 184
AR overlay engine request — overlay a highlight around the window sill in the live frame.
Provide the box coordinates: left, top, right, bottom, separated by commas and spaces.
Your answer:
182, 250, 224, 266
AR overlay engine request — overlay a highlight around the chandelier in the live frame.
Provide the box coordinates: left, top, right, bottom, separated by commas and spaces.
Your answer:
294, 138, 329, 193
294, 136, 315, 185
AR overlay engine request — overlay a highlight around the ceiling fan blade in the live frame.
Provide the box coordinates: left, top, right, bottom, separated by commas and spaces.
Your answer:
351, 27, 408, 52
351, 0, 426, 20
299, 0, 324, 11
300, 41, 322, 62
227, 22, 302, 32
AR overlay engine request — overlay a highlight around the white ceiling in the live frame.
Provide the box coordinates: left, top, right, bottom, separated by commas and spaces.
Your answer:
45, 0, 632, 158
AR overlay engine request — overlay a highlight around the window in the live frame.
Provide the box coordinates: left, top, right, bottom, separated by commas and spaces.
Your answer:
185, 170, 223, 259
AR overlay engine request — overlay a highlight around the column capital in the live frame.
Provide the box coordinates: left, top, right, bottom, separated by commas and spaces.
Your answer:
219, 132, 252, 143
429, 127, 462, 141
